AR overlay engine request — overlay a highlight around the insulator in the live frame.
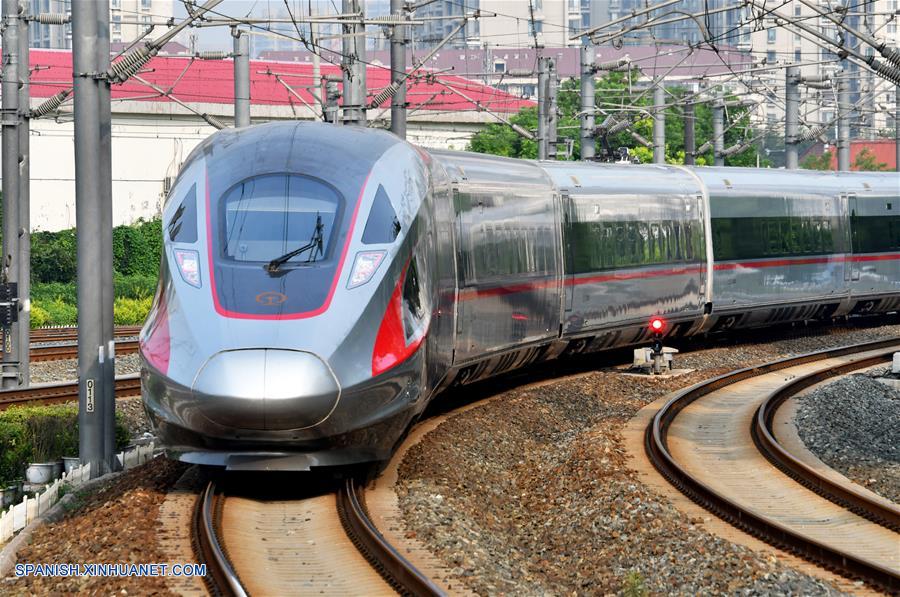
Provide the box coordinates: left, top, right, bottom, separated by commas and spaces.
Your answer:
202, 113, 226, 130
630, 131, 650, 147
366, 15, 408, 25
107, 46, 156, 84
36, 13, 69, 25
30, 89, 70, 119
695, 141, 712, 155
197, 51, 228, 60
881, 46, 900, 69
802, 81, 831, 90
598, 114, 617, 129
872, 59, 900, 86
721, 143, 748, 157
369, 81, 400, 109
596, 57, 629, 71
799, 124, 828, 142
606, 119, 631, 135
511, 124, 534, 140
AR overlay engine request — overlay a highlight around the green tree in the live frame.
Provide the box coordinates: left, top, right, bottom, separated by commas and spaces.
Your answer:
468, 72, 770, 167
800, 150, 834, 171
852, 147, 888, 171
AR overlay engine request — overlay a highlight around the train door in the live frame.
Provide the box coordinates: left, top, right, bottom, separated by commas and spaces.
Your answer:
695, 193, 709, 305
561, 191, 574, 314
844, 193, 860, 282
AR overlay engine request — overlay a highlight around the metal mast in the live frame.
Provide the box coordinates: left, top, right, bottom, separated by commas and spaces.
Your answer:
389, 0, 407, 138
837, 77, 851, 171
785, 66, 800, 169
341, 0, 366, 126
73, 0, 114, 476
712, 96, 725, 167
2, 0, 21, 389
653, 84, 665, 164
233, 28, 250, 128
579, 44, 595, 160
537, 57, 548, 160
683, 102, 695, 166
96, 0, 116, 468
17, 0, 29, 385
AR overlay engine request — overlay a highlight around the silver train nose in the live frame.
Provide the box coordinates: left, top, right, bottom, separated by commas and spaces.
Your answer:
192, 349, 340, 430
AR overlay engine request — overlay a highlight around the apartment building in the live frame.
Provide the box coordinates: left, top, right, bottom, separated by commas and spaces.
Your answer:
28, 0, 176, 48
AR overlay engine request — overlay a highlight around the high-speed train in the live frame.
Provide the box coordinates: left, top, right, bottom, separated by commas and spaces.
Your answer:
140, 121, 900, 470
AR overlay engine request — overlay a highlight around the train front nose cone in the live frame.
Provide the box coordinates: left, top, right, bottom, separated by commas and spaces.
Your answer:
192, 349, 340, 430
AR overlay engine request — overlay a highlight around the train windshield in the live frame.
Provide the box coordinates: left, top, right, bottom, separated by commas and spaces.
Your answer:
222, 174, 341, 265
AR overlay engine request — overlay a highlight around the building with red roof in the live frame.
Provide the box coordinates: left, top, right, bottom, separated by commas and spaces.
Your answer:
15, 48, 534, 232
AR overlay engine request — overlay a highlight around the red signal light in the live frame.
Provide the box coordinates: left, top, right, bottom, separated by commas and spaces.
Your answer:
649, 316, 666, 334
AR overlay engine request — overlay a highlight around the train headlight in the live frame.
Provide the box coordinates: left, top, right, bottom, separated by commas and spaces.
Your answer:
174, 248, 202, 288
348, 250, 385, 289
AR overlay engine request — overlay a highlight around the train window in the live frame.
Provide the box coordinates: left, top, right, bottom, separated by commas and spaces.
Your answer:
167, 184, 198, 243
221, 174, 340, 264
362, 185, 401, 245
401, 255, 427, 343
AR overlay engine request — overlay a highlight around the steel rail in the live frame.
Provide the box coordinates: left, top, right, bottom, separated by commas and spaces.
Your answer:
752, 351, 900, 532
30, 325, 142, 343
0, 373, 141, 410
337, 478, 445, 597
30, 339, 139, 362
192, 481, 248, 597
645, 338, 900, 593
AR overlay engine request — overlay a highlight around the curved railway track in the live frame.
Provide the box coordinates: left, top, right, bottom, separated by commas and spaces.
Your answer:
646, 338, 900, 593
192, 478, 444, 597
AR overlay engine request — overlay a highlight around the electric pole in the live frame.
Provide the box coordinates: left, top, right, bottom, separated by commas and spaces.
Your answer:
233, 28, 250, 128
538, 57, 548, 160
17, 0, 29, 385
580, 44, 595, 160
96, 0, 116, 468
712, 96, 725, 167
73, 0, 114, 476
785, 65, 800, 169
547, 57, 558, 160
389, 0, 407, 138
653, 84, 665, 164
837, 77, 851, 171
684, 102, 695, 166
341, 0, 366, 126
2, 0, 21, 390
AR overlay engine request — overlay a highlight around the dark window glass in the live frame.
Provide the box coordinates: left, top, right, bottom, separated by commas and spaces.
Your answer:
401, 256, 426, 342
362, 185, 401, 244
221, 174, 340, 263
167, 184, 198, 243
710, 216, 842, 260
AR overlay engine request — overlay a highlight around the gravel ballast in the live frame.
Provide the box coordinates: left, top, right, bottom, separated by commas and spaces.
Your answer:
1, 457, 187, 595
795, 370, 900, 503
397, 323, 900, 595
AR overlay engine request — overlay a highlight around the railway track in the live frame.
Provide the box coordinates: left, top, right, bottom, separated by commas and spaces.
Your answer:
646, 338, 900, 593
29, 325, 142, 343
192, 478, 444, 596
30, 339, 140, 362
0, 373, 141, 410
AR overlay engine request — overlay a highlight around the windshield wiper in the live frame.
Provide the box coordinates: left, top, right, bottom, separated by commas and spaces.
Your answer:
264, 214, 325, 273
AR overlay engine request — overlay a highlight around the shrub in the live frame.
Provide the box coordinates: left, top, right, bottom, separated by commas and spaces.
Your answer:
31, 282, 77, 305
31, 229, 78, 284
114, 274, 158, 300
113, 297, 152, 325
40, 298, 78, 326
30, 304, 49, 328
0, 404, 130, 486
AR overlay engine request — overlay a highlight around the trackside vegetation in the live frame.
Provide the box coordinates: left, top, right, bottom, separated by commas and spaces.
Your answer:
24, 218, 161, 327
0, 404, 129, 486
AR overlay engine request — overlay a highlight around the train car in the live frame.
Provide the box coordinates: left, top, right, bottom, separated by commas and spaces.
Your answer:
139, 121, 900, 471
